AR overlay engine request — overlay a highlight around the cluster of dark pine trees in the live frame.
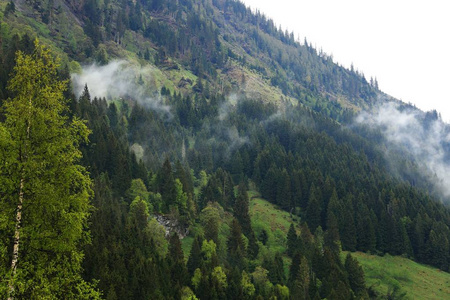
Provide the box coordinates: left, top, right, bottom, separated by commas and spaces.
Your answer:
71, 83, 370, 299
64, 75, 448, 298
1, 3, 449, 299
3, 0, 380, 120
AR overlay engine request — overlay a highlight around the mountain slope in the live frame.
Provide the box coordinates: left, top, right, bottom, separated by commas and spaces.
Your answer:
248, 191, 450, 299
1, 0, 449, 299
1, 0, 384, 119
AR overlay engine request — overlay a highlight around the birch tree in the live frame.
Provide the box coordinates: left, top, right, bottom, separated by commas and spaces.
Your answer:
0, 40, 99, 299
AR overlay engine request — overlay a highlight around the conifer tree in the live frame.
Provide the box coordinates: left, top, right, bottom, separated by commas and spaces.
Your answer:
291, 256, 311, 300
234, 182, 252, 235
273, 252, 286, 285
175, 159, 191, 196
261, 165, 278, 203
340, 196, 357, 251
168, 233, 188, 298
306, 185, 322, 231
228, 218, 246, 269
276, 168, 291, 210
227, 267, 242, 299
345, 253, 368, 299
325, 212, 341, 258
234, 182, 259, 258
286, 223, 298, 257
158, 157, 176, 212
187, 235, 204, 276
200, 204, 220, 244
288, 252, 301, 289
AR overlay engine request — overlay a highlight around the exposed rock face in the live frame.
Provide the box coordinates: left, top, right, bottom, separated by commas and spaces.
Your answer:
154, 215, 189, 239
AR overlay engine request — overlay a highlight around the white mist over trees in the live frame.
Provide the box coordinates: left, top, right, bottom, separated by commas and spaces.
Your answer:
357, 102, 450, 198
71, 60, 172, 116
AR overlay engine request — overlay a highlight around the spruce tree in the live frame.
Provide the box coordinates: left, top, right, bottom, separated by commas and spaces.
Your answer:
234, 182, 252, 235
227, 218, 246, 269
291, 256, 310, 300
234, 183, 259, 258
158, 157, 176, 212
306, 185, 322, 232
276, 168, 291, 210
288, 252, 301, 289
168, 233, 188, 298
286, 223, 298, 257
340, 196, 357, 251
187, 235, 204, 275
345, 253, 368, 299
273, 252, 286, 285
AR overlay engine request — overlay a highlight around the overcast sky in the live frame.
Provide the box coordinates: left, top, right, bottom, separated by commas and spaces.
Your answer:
241, 0, 450, 122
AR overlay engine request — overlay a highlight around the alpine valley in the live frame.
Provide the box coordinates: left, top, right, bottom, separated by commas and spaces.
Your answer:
0, 1, 449, 299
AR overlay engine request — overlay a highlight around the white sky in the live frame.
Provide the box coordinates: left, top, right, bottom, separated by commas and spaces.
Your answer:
241, 0, 450, 122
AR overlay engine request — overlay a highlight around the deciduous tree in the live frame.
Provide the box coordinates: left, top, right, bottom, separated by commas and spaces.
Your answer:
0, 40, 99, 299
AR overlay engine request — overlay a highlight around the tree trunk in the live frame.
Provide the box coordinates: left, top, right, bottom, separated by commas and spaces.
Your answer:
8, 95, 31, 300
8, 178, 24, 300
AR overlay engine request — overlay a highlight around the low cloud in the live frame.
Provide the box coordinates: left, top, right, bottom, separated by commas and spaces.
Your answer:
218, 93, 239, 121
356, 102, 450, 198
226, 126, 249, 153
71, 60, 172, 117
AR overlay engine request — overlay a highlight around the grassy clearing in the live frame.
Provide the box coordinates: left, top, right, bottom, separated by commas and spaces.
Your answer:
348, 252, 450, 300
248, 190, 450, 300
181, 190, 450, 300
249, 190, 300, 235
249, 190, 300, 257
249, 191, 294, 279
250, 196, 292, 234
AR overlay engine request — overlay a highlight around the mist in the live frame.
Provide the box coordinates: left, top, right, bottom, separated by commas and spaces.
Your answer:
218, 93, 239, 121
209, 93, 250, 158
356, 102, 450, 198
71, 60, 172, 117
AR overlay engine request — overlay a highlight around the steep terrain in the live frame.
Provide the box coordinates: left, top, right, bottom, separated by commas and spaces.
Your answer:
1, 0, 449, 299
1, 0, 384, 117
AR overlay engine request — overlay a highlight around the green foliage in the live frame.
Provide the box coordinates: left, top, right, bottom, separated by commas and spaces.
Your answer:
129, 196, 150, 228
201, 239, 217, 265
187, 235, 204, 275
0, 40, 99, 298
228, 218, 246, 269
345, 253, 368, 299
126, 179, 150, 205
291, 256, 310, 300
191, 268, 202, 291
241, 271, 256, 299
251, 266, 273, 298
211, 266, 228, 290
4, 1, 15, 17
274, 284, 290, 300
200, 203, 221, 244
287, 223, 298, 257
146, 218, 169, 257
2, 1, 450, 299
306, 185, 322, 232
168, 233, 189, 297
181, 286, 199, 300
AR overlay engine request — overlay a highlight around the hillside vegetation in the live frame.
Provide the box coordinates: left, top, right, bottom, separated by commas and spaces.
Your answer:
350, 252, 450, 299
0, 0, 449, 299
248, 193, 450, 299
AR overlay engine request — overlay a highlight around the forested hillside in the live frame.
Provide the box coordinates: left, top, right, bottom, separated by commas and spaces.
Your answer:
0, 0, 449, 299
